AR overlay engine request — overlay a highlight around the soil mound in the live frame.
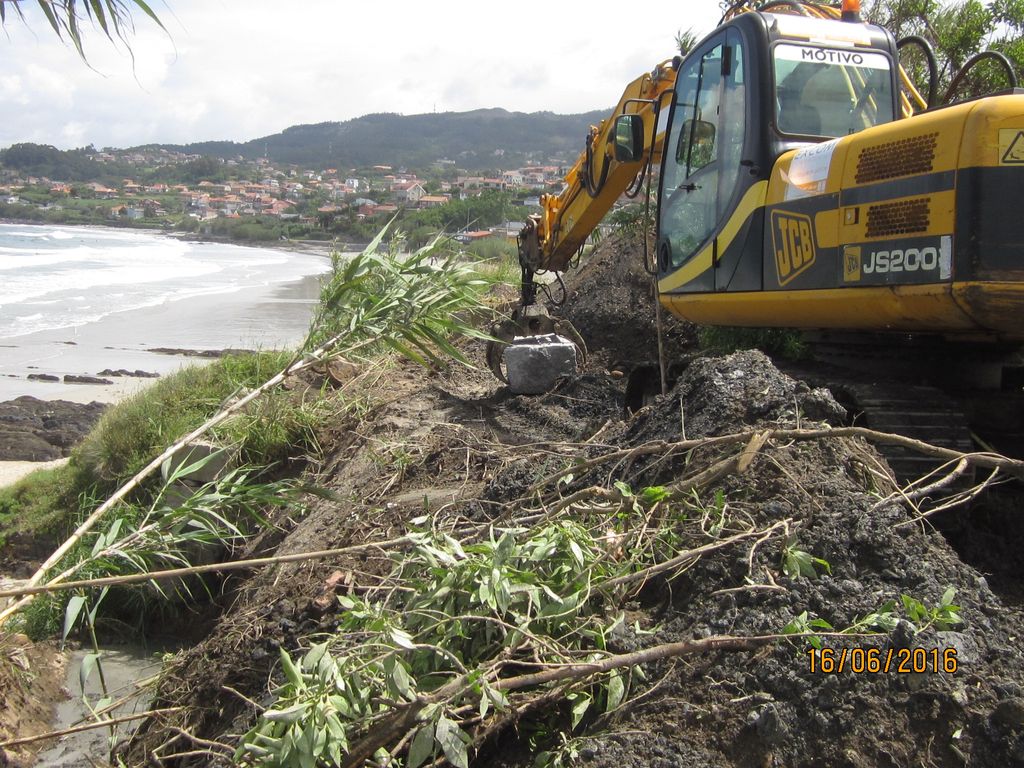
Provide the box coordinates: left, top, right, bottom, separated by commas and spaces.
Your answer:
559, 232, 695, 369
117, 234, 1024, 766
124, 346, 1024, 767
547, 351, 1024, 767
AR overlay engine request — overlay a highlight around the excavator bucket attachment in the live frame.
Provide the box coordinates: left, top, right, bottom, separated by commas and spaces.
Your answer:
486, 305, 587, 394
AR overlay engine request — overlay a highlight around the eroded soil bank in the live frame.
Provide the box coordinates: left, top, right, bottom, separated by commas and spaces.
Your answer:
5, 233, 1024, 767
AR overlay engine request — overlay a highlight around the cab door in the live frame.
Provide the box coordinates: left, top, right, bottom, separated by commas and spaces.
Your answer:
658, 29, 751, 293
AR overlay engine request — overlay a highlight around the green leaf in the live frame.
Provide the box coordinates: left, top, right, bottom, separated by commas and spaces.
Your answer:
80, 651, 100, 690
606, 670, 625, 711
407, 724, 435, 768
279, 647, 303, 688
63, 595, 87, 641
435, 716, 469, 768
902, 594, 928, 624
640, 485, 670, 503
941, 586, 956, 608
262, 703, 308, 724
571, 693, 592, 729
569, 539, 586, 568
302, 642, 329, 672
390, 627, 417, 650
390, 659, 412, 699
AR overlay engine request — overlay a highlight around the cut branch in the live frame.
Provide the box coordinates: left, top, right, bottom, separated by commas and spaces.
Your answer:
0, 707, 182, 749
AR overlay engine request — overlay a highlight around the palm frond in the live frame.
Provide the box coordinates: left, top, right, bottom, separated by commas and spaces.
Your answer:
4, 1, 167, 61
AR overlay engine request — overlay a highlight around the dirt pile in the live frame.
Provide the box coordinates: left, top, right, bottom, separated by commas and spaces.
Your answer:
532, 351, 1024, 767
118, 343, 1024, 767
0, 634, 66, 768
114, 232, 1024, 767
559, 232, 695, 369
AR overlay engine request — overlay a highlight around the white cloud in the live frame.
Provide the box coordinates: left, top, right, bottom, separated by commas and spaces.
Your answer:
0, 0, 722, 149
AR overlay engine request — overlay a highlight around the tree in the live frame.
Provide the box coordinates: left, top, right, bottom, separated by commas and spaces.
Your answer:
867, 0, 1022, 102
0, 0, 165, 61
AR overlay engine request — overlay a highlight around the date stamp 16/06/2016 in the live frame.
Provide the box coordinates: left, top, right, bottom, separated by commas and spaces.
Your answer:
807, 646, 958, 675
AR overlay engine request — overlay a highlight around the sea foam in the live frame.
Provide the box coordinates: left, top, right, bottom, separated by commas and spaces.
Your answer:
0, 223, 328, 339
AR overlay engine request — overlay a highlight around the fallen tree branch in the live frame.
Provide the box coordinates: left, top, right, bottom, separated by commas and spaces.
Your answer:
0, 707, 182, 749
492, 632, 784, 692
602, 520, 790, 589
341, 632, 789, 767
529, 427, 1024, 497
0, 535, 411, 600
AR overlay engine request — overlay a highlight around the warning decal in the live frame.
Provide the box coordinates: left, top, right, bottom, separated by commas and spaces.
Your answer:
1000, 129, 1024, 165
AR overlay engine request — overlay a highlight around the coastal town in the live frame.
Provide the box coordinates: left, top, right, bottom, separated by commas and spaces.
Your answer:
0, 142, 570, 246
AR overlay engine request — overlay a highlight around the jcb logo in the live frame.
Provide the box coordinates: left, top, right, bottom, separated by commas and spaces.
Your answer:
771, 211, 816, 286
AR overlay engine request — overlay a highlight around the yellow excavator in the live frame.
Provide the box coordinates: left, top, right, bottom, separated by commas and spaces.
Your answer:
487, 0, 1024, 405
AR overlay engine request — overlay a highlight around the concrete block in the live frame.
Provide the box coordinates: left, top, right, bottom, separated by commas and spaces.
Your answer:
161, 440, 234, 485
504, 334, 577, 394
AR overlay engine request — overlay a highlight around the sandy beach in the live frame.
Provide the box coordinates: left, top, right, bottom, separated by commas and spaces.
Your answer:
0, 231, 333, 488
0, 458, 70, 488
0, 270, 325, 403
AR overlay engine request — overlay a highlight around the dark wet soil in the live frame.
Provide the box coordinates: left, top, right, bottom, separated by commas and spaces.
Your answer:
105, 232, 1024, 767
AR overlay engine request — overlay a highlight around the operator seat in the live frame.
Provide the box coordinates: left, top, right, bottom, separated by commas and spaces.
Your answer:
778, 101, 822, 137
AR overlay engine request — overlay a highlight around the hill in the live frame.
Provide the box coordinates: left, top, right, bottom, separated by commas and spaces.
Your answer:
142, 108, 608, 170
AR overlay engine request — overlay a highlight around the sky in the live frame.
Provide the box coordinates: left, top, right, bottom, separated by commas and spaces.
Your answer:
0, 1, 724, 151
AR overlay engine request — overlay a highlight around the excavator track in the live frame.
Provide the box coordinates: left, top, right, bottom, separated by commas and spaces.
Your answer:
829, 379, 975, 483
779, 356, 979, 485
780, 333, 1024, 484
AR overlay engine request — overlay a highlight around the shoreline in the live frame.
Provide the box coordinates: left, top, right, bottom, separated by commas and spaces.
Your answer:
0, 216, 356, 256
0, 223, 333, 486
0, 220, 331, 405
0, 457, 71, 488
0, 271, 323, 401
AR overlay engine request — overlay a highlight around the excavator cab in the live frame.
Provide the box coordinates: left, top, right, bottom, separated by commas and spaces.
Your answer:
653, 12, 899, 299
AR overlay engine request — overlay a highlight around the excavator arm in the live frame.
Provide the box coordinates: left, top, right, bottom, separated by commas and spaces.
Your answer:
520, 60, 678, 276
486, 61, 678, 388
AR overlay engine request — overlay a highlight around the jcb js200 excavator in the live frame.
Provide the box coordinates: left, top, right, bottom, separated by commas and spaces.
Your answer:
488, 0, 1024, 419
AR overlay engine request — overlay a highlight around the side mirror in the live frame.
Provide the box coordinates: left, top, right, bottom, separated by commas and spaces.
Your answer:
613, 114, 645, 162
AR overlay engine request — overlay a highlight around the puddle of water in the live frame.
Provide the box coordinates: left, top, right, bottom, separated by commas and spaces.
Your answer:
34, 643, 171, 768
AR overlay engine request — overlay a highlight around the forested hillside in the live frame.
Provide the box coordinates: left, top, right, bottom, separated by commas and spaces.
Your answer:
145, 108, 607, 169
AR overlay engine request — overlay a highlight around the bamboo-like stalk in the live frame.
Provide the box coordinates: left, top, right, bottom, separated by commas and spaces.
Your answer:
0, 707, 182, 749
0, 330, 369, 627
0, 535, 410, 599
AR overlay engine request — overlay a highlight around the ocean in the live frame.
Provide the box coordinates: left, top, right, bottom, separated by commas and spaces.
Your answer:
0, 223, 332, 401
0, 224, 330, 339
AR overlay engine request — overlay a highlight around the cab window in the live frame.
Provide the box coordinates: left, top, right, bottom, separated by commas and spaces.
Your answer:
774, 43, 894, 137
660, 43, 724, 268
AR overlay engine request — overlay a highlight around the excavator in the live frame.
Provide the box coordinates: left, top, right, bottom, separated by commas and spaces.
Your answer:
486, 0, 1024, 469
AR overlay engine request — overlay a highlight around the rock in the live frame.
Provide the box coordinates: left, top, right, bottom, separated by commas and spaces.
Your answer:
97, 368, 160, 378
63, 375, 113, 385
930, 631, 979, 665
755, 703, 790, 744
26, 373, 59, 382
0, 431, 60, 461
0, 396, 107, 460
147, 347, 254, 358
161, 440, 235, 485
504, 334, 578, 394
